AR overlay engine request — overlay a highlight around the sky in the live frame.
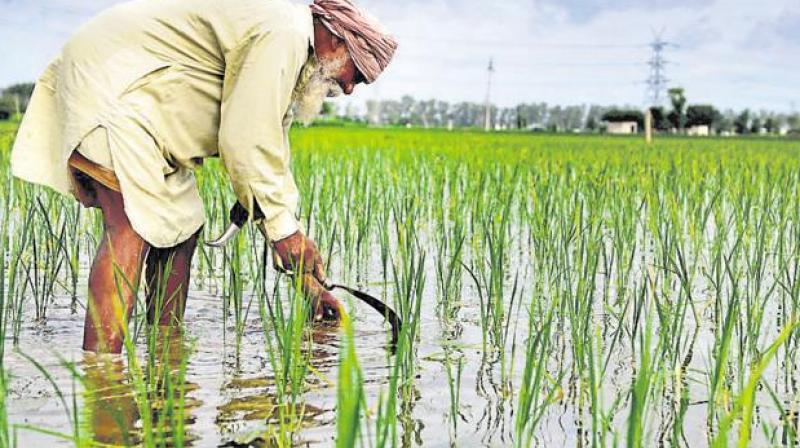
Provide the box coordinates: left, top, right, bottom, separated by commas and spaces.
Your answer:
0, 0, 798, 113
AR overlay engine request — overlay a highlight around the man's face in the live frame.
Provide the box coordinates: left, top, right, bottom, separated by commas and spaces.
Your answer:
292, 52, 353, 125
334, 56, 365, 96
323, 43, 364, 96
292, 29, 369, 125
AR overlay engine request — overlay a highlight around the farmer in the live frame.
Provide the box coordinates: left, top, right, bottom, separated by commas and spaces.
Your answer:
10, 0, 397, 353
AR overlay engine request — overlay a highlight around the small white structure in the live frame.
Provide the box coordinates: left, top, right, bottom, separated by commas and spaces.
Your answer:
687, 125, 710, 136
606, 121, 638, 135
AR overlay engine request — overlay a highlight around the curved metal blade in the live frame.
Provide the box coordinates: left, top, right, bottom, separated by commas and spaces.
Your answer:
205, 223, 241, 248
329, 283, 402, 349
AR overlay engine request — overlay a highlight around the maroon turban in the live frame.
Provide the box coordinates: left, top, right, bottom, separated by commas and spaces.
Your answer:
309, 0, 398, 84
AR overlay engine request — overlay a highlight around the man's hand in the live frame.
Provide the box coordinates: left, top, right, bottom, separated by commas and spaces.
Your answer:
271, 230, 327, 285
302, 272, 343, 322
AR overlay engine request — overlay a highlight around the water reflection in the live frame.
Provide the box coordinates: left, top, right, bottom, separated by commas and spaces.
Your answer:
10, 303, 415, 446
82, 329, 199, 446
214, 326, 339, 445
82, 354, 137, 445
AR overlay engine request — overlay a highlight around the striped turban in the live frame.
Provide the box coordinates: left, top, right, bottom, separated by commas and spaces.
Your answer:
309, 0, 398, 84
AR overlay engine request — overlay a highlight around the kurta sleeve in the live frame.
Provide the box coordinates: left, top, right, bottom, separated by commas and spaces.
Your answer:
218, 27, 309, 242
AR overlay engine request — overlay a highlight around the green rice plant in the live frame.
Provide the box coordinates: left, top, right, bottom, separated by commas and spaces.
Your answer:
712, 318, 799, 447
513, 303, 560, 447
373, 345, 401, 448
0, 177, 13, 360
5, 123, 800, 446
256, 267, 314, 445
336, 310, 364, 448
221, 230, 249, 348
442, 343, 465, 439
434, 173, 466, 326
626, 284, 663, 448
8, 191, 36, 344
0, 367, 11, 448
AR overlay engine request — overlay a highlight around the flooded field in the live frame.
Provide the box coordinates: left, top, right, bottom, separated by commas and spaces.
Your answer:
2, 124, 800, 447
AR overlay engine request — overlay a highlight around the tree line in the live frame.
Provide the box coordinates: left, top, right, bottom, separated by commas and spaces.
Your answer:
0, 83, 35, 120
3, 81, 798, 136
599, 88, 797, 135
352, 92, 799, 135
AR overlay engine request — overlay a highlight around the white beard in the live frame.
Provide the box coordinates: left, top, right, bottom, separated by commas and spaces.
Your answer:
292, 55, 346, 126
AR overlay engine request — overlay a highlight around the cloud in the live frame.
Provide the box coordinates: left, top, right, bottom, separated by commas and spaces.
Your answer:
539, 0, 715, 24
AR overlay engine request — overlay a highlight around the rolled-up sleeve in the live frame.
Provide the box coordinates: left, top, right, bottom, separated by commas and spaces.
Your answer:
219, 27, 308, 241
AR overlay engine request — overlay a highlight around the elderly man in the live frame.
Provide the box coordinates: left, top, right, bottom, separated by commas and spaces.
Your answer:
10, 0, 397, 353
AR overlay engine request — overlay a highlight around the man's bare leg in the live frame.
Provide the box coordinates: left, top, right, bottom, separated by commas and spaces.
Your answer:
83, 182, 149, 353
145, 230, 200, 326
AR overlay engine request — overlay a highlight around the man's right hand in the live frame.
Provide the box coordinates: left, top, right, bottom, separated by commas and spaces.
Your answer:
302, 272, 343, 322
271, 230, 327, 286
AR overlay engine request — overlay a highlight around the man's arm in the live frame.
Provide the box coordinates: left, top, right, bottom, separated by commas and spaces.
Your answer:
218, 26, 308, 242
218, 26, 328, 285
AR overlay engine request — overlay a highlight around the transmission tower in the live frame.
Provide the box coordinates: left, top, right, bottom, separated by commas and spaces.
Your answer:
484, 57, 494, 131
645, 33, 675, 107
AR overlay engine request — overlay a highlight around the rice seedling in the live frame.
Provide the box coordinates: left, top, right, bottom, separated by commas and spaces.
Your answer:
336, 309, 364, 447
3, 123, 800, 446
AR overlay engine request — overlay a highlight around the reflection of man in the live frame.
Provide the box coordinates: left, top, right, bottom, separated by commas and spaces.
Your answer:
82, 354, 138, 444
83, 332, 193, 444
10, 0, 397, 353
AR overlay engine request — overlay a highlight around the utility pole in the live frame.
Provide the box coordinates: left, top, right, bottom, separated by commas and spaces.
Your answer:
484, 57, 494, 132
645, 33, 674, 108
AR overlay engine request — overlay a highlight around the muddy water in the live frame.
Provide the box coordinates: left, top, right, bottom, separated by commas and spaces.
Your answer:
4, 236, 794, 447
5, 268, 495, 446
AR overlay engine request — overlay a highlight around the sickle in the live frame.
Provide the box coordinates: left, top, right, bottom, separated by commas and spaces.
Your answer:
325, 282, 402, 347
207, 202, 403, 348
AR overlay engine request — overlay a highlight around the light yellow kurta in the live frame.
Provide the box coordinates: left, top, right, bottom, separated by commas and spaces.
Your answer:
11, 0, 313, 247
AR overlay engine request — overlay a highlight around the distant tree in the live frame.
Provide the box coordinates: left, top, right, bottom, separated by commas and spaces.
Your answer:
750, 117, 762, 134
516, 105, 527, 129
562, 105, 585, 131
716, 112, 734, 134
1, 82, 35, 114
648, 106, 671, 131
0, 96, 14, 120
764, 116, 778, 134
343, 95, 794, 134
686, 105, 720, 128
585, 105, 605, 132
321, 101, 337, 117
667, 87, 687, 131
789, 114, 800, 131
734, 110, 751, 134
602, 109, 644, 128
586, 115, 597, 132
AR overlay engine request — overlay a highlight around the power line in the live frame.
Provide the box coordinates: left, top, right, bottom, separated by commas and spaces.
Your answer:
398, 34, 648, 49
